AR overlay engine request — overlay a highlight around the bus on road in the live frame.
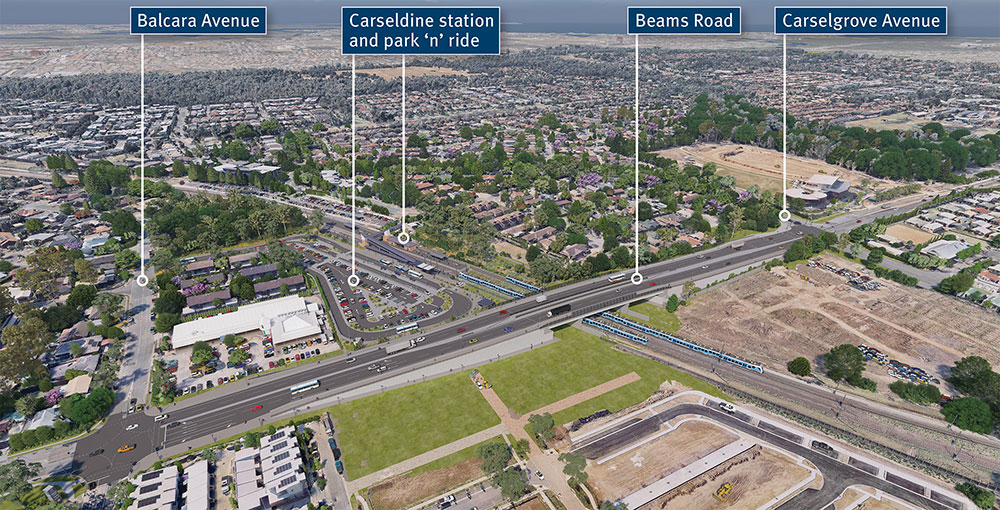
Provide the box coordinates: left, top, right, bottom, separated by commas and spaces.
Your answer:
396, 322, 418, 333
379, 258, 391, 265
290, 380, 320, 394
608, 273, 627, 283
407, 269, 423, 279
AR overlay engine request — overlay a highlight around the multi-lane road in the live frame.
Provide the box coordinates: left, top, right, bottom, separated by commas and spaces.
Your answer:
72, 224, 817, 483
66, 178, 999, 491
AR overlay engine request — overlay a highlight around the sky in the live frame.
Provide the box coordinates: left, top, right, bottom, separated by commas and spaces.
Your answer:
1, 0, 998, 36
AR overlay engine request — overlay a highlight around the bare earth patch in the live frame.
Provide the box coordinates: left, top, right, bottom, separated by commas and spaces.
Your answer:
885, 224, 936, 245
587, 419, 739, 502
675, 257, 1000, 386
642, 445, 813, 510
657, 143, 893, 192
368, 458, 482, 510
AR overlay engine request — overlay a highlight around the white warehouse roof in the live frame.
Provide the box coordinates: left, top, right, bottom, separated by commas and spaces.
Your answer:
171, 296, 311, 348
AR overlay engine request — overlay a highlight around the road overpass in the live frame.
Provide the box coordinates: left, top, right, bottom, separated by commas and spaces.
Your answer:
71, 224, 816, 483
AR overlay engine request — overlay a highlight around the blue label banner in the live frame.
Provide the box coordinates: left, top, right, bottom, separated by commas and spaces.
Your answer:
131, 6, 267, 35
774, 7, 947, 35
628, 7, 741, 35
342, 6, 501, 55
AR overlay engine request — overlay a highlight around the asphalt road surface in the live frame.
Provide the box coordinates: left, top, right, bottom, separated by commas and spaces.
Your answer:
72, 226, 816, 483
572, 403, 953, 510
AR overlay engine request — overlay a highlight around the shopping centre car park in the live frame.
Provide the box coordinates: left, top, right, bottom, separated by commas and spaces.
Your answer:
163, 295, 340, 399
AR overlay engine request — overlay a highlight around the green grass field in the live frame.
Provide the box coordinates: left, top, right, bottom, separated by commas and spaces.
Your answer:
478, 327, 726, 423
329, 373, 499, 479
627, 301, 682, 333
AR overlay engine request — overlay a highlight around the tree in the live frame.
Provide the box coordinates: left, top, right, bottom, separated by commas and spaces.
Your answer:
783, 240, 809, 263
68, 387, 113, 426
191, 341, 214, 365
155, 313, 181, 333
66, 284, 98, 309
493, 468, 528, 502
0, 460, 40, 502
942, 397, 994, 434
948, 356, 997, 401
477, 442, 512, 475
115, 249, 139, 270
666, 294, 680, 312
0, 316, 52, 387
526, 245, 542, 262
956, 483, 995, 510
229, 349, 250, 366
528, 412, 555, 442
889, 381, 940, 404
15, 396, 40, 417
938, 273, 974, 295
559, 451, 588, 487
51, 171, 68, 189
824, 344, 865, 382
23, 217, 44, 233
865, 248, 884, 266
787, 357, 811, 377
92, 292, 124, 320
74, 258, 98, 283
70, 343, 84, 358
154, 289, 185, 315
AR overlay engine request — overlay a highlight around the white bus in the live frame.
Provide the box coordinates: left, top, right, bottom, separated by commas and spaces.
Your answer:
608, 273, 627, 283
290, 380, 320, 395
396, 322, 418, 334
407, 269, 423, 279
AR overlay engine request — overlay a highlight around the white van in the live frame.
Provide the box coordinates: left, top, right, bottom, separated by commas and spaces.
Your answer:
154, 414, 169, 422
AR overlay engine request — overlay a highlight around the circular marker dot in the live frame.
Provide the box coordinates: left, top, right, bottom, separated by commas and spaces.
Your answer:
347, 274, 361, 287
397, 232, 411, 245
630, 272, 644, 285
778, 209, 792, 222
136, 274, 149, 287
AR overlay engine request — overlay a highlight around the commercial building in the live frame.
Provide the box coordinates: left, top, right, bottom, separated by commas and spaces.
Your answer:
785, 175, 851, 207
234, 426, 309, 510
924, 239, 971, 261
171, 295, 322, 349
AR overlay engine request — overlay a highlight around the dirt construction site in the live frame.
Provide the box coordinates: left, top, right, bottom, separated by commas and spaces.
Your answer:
657, 143, 894, 193
585, 410, 817, 510
675, 255, 1000, 388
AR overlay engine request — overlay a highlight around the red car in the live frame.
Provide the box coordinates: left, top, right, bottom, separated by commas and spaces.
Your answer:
499, 310, 508, 315
457, 327, 466, 333
217, 377, 223, 385
411, 293, 418, 298
251, 405, 263, 412
649, 282, 657, 286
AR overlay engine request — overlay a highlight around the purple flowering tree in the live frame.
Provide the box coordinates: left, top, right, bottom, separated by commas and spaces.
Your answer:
45, 389, 62, 405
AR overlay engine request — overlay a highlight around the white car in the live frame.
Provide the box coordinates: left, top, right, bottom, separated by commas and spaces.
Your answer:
718, 402, 736, 414
414, 337, 426, 344
126, 423, 139, 431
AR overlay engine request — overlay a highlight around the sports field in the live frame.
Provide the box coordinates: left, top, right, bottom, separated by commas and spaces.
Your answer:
478, 327, 726, 425
328, 373, 499, 478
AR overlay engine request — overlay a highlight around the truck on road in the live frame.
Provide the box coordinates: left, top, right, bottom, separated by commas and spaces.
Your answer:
731, 240, 744, 250
546, 304, 571, 318
384, 338, 421, 355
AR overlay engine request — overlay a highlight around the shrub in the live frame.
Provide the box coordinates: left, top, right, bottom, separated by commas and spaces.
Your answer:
787, 357, 811, 377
